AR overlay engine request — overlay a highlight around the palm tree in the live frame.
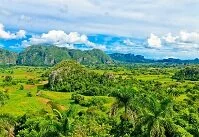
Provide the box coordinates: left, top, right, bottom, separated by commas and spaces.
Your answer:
53, 109, 69, 135
37, 109, 69, 137
110, 87, 139, 137
111, 86, 136, 120
140, 96, 174, 137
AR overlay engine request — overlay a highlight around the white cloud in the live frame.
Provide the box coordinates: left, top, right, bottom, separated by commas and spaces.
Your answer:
22, 30, 106, 50
147, 33, 161, 48
2, 0, 199, 37
0, 23, 26, 40
147, 31, 199, 52
179, 31, 199, 43
163, 33, 178, 43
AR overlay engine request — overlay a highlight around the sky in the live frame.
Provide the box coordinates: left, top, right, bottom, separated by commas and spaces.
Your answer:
0, 0, 199, 59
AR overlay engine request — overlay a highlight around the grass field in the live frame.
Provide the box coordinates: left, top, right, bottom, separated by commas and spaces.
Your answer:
0, 66, 198, 117
0, 66, 115, 116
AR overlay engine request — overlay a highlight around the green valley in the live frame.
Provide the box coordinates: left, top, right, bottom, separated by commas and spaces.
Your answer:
0, 60, 199, 137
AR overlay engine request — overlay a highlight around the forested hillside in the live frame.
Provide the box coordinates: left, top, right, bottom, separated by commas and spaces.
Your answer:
109, 53, 153, 63
0, 48, 17, 65
48, 60, 115, 95
17, 45, 113, 66
1, 46, 199, 66
109, 53, 199, 64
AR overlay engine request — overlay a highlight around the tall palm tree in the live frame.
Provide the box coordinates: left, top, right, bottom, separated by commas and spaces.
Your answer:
111, 86, 136, 120
110, 87, 140, 137
140, 96, 174, 137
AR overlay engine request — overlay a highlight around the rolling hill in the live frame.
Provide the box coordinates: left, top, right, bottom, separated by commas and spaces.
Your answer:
17, 45, 113, 66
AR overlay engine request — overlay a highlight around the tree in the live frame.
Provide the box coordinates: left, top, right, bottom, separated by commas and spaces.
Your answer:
16, 110, 70, 137
4, 76, 12, 83
110, 87, 139, 136
71, 93, 84, 104
139, 96, 174, 137
111, 86, 135, 119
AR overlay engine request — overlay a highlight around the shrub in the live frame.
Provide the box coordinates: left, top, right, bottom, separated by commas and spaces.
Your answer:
89, 97, 107, 107
4, 76, 12, 82
0, 91, 9, 106
79, 97, 107, 109
19, 85, 24, 90
26, 91, 33, 97
26, 79, 39, 85
71, 93, 84, 104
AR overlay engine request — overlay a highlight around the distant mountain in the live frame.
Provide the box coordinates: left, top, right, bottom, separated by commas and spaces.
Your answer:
109, 53, 153, 63
109, 53, 199, 64
157, 58, 199, 64
0, 48, 17, 65
17, 45, 113, 66
0, 46, 199, 66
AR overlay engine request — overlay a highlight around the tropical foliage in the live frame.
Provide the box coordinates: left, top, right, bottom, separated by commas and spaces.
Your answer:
0, 61, 199, 137
173, 67, 199, 81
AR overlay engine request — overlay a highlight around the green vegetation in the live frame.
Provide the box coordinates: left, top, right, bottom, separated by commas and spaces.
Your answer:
17, 45, 112, 66
109, 53, 152, 63
48, 60, 114, 95
0, 91, 9, 106
173, 67, 199, 81
0, 48, 17, 65
2, 45, 199, 67
0, 61, 199, 137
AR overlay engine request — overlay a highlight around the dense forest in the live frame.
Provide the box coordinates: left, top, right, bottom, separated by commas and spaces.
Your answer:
17, 45, 113, 66
0, 59, 198, 137
173, 67, 199, 81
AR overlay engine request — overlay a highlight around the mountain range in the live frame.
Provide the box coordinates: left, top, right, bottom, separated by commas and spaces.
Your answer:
0, 45, 199, 66
0, 48, 17, 65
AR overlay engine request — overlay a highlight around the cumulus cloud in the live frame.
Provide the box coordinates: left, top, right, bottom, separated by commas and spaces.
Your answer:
0, 23, 26, 40
179, 31, 199, 43
22, 30, 106, 50
163, 33, 178, 43
146, 31, 199, 52
147, 33, 162, 48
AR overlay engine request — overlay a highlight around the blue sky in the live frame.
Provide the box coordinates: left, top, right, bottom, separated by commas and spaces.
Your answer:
0, 0, 199, 59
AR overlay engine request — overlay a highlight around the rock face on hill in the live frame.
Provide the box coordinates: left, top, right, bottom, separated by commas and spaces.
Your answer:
0, 48, 17, 65
17, 45, 113, 66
